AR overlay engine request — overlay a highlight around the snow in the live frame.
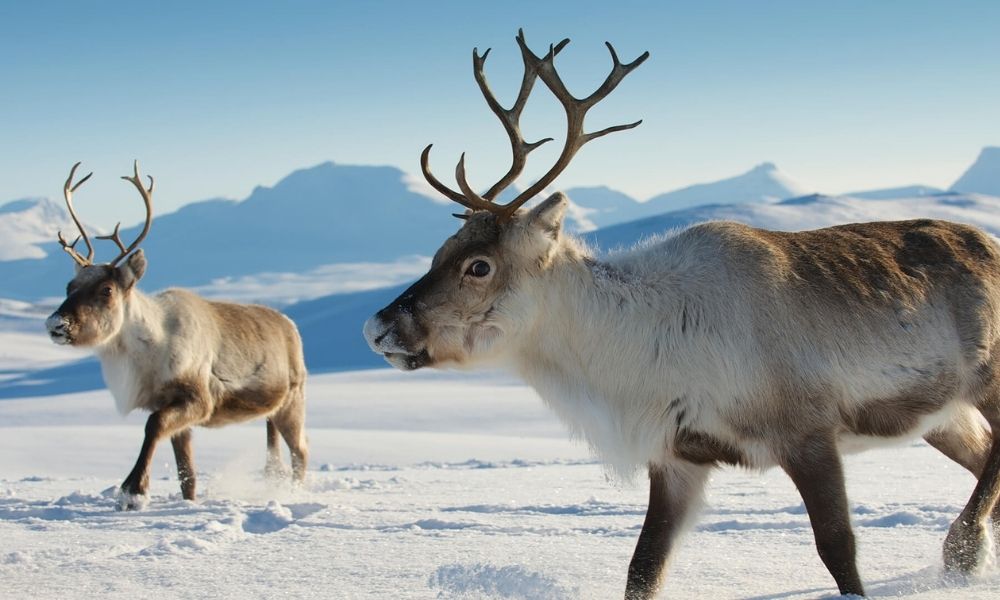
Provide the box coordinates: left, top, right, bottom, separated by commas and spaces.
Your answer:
2, 330, 1000, 599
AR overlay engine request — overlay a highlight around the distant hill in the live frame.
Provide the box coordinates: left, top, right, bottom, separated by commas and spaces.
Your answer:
844, 185, 943, 199
0, 163, 462, 300
952, 147, 1000, 196
636, 162, 808, 215
6, 189, 1000, 393
0, 163, 633, 301
585, 191, 1000, 251
563, 186, 641, 229
0, 197, 100, 261
1, 149, 996, 303
286, 283, 407, 372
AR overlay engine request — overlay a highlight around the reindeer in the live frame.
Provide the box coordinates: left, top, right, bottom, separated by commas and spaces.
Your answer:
46, 162, 308, 511
364, 30, 1000, 598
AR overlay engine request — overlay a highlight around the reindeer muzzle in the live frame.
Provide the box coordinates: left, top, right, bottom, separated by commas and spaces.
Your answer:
363, 313, 429, 371
45, 313, 73, 345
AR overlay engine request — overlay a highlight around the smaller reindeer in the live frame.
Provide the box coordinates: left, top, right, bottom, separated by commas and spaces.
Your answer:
46, 162, 308, 510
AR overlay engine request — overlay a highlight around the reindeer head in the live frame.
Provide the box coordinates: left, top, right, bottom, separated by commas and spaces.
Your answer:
46, 162, 154, 347
364, 30, 647, 370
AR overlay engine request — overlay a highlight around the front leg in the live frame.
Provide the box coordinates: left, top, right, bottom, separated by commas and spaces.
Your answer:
625, 462, 710, 600
780, 433, 864, 597
118, 384, 210, 511
171, 428, 196, 500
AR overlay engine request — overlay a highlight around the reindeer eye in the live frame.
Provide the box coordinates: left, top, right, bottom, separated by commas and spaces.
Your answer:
466, 260, 491, 278
101, 286, 113, 297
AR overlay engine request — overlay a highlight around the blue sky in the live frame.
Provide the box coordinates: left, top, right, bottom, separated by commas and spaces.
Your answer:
2, 0, 998, 225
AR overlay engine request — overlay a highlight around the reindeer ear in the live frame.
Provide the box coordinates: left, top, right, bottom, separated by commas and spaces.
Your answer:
117, 249, 147, 290
524, 192, 569, 240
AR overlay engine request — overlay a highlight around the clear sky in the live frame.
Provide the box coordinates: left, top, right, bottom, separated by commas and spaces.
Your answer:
2, 0, 998, 225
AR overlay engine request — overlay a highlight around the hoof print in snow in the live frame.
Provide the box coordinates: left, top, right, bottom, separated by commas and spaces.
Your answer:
241, 501, 294, 534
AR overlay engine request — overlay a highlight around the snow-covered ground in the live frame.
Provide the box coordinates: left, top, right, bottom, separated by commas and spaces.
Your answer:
2, 328, 999, 599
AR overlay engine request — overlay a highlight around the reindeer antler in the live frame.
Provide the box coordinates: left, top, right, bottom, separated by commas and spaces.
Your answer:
422, 29, 648, 222
58, 162, 96, 267
96, 160, 154, 266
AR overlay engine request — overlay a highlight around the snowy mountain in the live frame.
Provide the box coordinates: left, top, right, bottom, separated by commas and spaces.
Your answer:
586, 192, 1000, 251
0, 197, 99, 261
561, 163, 810, 229
636, 162, 809, 215
0, 165, 636, 300
560, 163, 812, 229
0, 150, 994, 304
6, 189, 1000, 388
563, 186, 642, 229
0, 163, 462, 300
952, 146, 1000, 196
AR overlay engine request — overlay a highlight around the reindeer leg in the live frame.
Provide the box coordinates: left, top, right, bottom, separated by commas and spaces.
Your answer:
171, 428, 196, 501
625, 462, 710, 600
781, 434, 864, 597
264, 418, 284, 480
118, 384, 210, 511
272, 402, 308, 484
924, 405, 1000, 533
943, 404, 1000, 573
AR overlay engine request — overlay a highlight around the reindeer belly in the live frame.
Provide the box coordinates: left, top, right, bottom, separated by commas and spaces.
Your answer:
202, 385, 288, 428
836, 398, 961, 454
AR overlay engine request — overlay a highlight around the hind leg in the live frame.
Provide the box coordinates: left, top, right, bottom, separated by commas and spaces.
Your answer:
265, 418, 285, 479
925, 405, 991, 474
271, 396, 308, 483
925, 405, 998, 524
935, 402, 1000, 572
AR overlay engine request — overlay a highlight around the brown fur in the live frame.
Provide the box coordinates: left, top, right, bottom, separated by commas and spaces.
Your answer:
672, 429, 749, 467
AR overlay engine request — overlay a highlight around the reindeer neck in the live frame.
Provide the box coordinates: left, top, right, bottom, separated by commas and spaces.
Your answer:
96, 288, 164, 359
511, 247, 688, 392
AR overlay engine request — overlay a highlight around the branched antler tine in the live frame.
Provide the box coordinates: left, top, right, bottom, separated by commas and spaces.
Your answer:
56, 231, 90, 266
421, 32, 645, 221
61, 161, 95, 265
476, 31, 566, 201
585, 119, 644, 143
421, 144, 478, 208
501, 40, 648, 219
57, 232, 78, 247
454, 154, 497, 212
95, 222, 128, 255
581, 43, 650, 108
110, 160, 154, 266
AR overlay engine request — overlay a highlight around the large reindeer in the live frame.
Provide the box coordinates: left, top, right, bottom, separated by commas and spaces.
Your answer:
46, 162, 308, 511
365, 30, 1000, 598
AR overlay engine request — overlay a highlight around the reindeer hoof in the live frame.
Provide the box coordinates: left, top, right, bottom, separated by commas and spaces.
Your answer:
116, 489, 149, 512
943, 518, 992, 573
264, 463, 288, 481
